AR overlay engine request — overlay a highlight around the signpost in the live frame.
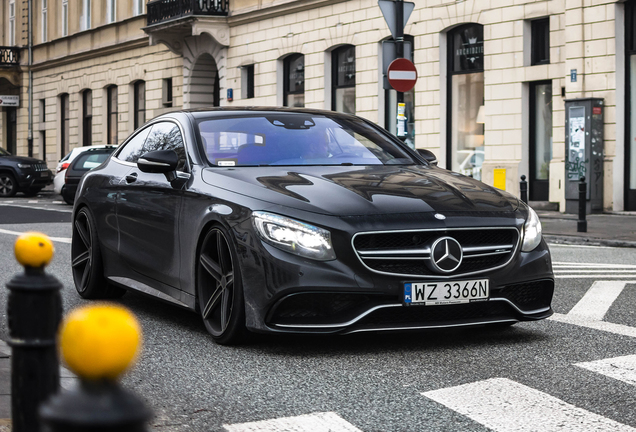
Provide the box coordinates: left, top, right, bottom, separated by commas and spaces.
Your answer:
378, 0, 416, 140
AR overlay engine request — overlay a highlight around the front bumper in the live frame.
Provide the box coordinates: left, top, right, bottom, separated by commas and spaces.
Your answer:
234, 214, 554, 335
17, 171, 53, 189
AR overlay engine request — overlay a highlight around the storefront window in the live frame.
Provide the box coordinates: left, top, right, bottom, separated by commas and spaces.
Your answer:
284, 54, 304, 108
332, 45, 356, 114
448, 24, 484, 180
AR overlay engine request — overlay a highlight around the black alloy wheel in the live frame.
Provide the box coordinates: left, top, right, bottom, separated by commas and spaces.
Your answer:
197, 227, 247, 344
0, 173, 17, 197
71, 207, 125, 299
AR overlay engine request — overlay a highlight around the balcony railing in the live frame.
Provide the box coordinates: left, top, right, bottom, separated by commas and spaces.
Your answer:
147, 0, 229, 26
0, 47, 19, 66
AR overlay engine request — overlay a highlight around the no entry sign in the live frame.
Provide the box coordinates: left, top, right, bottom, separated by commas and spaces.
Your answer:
387, 58, 418, 92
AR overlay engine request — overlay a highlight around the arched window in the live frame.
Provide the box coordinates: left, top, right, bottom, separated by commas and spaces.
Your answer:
134, 81, 145, 129
447, 24, 484, 180
332, 45, 355, 114
107, 85, 118, 144
82, 89, 92, 146
284, 54, 304, 107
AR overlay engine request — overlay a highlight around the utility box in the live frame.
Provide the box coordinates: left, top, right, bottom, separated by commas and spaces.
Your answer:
564, 98, 604, 214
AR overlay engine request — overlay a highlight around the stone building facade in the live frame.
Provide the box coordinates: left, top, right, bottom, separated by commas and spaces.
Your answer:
1, 0, 635, 212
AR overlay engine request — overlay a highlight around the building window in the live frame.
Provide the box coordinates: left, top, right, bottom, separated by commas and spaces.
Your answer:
332, 45, 356, 114
134, 0, 144, 16
531, 18, 550, 65
162, 78, 173, 107
529, 81, 552, 201
107, 0, 116, 24
448, 24, 485, 180
60, 94, 70, 156
107, 85, 118, 144
81, 0, 91, 30
134, 81, 146, 129
9, 0, 15, 45
284, 54, 305, 108
83, 90, 92, 146
241, 65, 255, 99
62, 0, 68, 37
42, 0, 48, 43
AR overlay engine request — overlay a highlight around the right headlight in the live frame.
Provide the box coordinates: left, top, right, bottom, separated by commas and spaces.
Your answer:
252, 211, 336, 261
521, 206, 542, 252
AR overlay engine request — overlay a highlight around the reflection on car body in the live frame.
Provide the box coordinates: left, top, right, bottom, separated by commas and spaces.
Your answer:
71, 107, 553, 345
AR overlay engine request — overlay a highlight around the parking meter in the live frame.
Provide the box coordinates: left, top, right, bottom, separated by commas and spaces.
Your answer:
564, 98, 604, 214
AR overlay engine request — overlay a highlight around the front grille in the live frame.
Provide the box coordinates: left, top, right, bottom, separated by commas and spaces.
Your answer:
357, 301, 514, 327
495, 279, 554, 311
33, 163, 48, 172
353, 227, 519, 278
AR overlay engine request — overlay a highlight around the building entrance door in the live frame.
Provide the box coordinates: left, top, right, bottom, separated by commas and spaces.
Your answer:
6, 108, 16, 154
529, 82, 552, 201
626, 1, 636, 210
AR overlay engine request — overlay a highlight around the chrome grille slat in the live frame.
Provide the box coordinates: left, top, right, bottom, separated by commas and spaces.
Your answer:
352, 227, 520, 279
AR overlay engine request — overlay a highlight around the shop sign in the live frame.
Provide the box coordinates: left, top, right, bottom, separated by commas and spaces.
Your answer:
0, 95, 19, 107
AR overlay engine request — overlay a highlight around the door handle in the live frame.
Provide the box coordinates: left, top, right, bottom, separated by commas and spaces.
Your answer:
125, 173, 138, 183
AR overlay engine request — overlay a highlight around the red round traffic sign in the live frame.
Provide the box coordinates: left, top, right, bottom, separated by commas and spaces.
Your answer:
387, 58, 418, 92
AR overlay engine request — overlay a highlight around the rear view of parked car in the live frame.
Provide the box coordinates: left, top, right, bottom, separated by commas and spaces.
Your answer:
62, 148, 116, 204
54, 145, 117, 199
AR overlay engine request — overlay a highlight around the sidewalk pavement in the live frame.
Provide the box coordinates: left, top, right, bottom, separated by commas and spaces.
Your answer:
536, 209, 636, 248
0, 340, 77, 430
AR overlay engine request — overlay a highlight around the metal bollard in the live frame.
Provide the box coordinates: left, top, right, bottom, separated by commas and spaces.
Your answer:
578, 176, 587, 232
40, 304, 151, 432
519, 175, 528, 204
6, 232, 62, 432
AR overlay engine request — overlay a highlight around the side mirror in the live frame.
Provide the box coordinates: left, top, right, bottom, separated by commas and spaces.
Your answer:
137, 150, 179, 174
417, 149, 438, 166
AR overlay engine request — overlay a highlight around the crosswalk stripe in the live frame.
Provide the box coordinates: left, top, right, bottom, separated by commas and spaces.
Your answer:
223, 412, 362, 432
568, 281, 626, 321
0, 228, 71, 244
550, 313, 636, 338
576, 355, 636, 387
553, 262, 636, 268
422, 377, 636, 432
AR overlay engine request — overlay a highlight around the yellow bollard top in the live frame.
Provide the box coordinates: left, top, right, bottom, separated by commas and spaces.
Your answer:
59, 304, 142, 381
14, 231, 55, 268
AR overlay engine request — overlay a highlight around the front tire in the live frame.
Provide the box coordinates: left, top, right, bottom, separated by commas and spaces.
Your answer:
197, 227, 247, 345
71, 207, 125, 299
0, 173, 17, 197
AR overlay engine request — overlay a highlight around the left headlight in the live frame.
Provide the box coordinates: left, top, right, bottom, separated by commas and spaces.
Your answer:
521, 206, 542, 252
17, 163, 32, 169
252, 211, 336, 261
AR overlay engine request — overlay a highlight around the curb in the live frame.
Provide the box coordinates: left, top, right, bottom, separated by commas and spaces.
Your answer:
544, 234, 636, 248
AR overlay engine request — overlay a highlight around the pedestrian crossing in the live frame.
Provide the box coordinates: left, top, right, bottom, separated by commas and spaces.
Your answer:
222, 355, 636, 432
223, 279, 636, 432
553, 261, 636, 278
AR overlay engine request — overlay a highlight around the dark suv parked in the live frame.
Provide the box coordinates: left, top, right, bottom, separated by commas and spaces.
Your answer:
0, 147, 53, 197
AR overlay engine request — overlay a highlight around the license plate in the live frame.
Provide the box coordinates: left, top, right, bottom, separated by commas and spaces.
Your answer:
41, 172, 49, 177
404, 279, 489, 306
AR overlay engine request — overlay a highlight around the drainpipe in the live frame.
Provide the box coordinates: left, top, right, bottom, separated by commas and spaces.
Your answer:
27, 0, 33, 157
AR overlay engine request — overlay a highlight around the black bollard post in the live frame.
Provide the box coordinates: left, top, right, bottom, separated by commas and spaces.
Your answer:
6, 233, 62, 432
40, 304, 151, 432
578, 176, 587, 232
520, 175, 528, 204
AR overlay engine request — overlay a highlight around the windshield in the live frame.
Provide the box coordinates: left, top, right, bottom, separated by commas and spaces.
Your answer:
0, 148, 10, 156
197, 114, 417, 167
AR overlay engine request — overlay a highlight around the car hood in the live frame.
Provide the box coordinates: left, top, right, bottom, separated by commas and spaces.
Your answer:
202, 165, 519, 216
1, 155, 46, 165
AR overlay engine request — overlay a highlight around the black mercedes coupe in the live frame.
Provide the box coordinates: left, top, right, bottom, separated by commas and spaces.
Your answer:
71, 108, 553, 344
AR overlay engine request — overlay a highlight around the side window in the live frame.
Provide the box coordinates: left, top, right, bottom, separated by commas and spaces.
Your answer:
116, 126, 152, 163
141, 122, 187, 172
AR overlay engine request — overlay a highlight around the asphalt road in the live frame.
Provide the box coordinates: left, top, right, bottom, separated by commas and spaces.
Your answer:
0, 196, 635, 431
